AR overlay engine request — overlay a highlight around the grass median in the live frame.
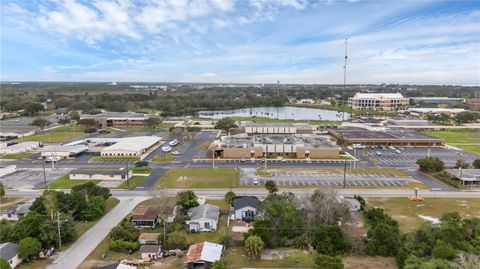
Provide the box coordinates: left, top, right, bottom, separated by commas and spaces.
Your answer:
156, 168, 239, 188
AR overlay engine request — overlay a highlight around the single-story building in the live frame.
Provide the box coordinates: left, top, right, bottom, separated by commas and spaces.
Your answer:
41, 145, 88, 158
139, 244, 162, 260
187, 204, 220, 232
69, 169, 132, 181
238, 122, 313, 135
184, 242, 223, 269
138, 233, 161, 245
0, 203, 32, 221
0, 142, 40, 155
132, 206, 159, 228
446, 169, 480, 186
80, 111, 149, 129
100, 136, 161, 158
0, 242, 21, 268
234, 196, 260, 221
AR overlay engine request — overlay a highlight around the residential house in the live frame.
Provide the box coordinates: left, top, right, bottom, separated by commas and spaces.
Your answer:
233, 196, 260, 221
139, 245, 162, 260
187, 204, 219, 232
0, 242, 21, 268
0, 203, 32, 221
56, 107, 70, 116
138, 233, 160, 245
184, 242, 223, 269
131, 206, 159, 228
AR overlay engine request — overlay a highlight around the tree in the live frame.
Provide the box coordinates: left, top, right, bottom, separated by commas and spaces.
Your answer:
24, 102, 44, 116
176, 191, 198, 210
472, 159, 480, 169
307, 189, 350, 225
416, 157, 444, 173
265, 180, 278, 194
0, 182, 4, 198
144, 116, 163, 129
79, 196, 106, 221
224, 191, 236, 206
451, 252, 480, 269
110, 219, 140, 242
167, 230, 187, 246
31, 117, 51, 131
214, 117, 237, 132
455, 159, 470, 169
77, 118, 96, 127
310, 224, 347, 256
19, 237, 41, 260
0, 259, 10, 269
245, 219, 274, 247
432, 240, 457, 260
110, 239, 140, 253
71, 182, 110, 200
58, 118, 71, 125
365, 222, 401, 256
314, 255, 344, 269
70, 111, 80, 121
244, 235, 264, 259
211, 260, 227, 269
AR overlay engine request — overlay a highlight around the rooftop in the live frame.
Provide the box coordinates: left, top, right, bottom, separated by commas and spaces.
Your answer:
0, 242, 19, 261
1, 203, 32, 215
188, 204, 220, 221
139, 245, 161, 253
446, 169, 480, 181
86, 111, 148, 119
353, 92, 406, 99
184, 242, 223, 264
101, 136, 161, 153
132, 206, 158, 221
242, 122, 311, 129
234, 196, 260, 210
42, 145, 88, 153
70, 169, 128, 176
330, 128, 444, 141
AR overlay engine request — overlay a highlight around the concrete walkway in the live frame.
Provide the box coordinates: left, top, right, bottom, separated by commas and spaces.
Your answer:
46, 196, 148, 269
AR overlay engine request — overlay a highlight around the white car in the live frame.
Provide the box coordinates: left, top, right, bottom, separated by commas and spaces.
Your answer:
252, 178, 259, 185
161, 146, 172, 152
45, 156, 60, 162
171, 151, 181, 155
168, 139, 179, 147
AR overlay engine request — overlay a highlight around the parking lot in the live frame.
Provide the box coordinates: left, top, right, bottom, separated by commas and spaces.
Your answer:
240, 168, 409, 187
354, 147, 479, 167
0, 168, 70, 189
192, 159, 349, 168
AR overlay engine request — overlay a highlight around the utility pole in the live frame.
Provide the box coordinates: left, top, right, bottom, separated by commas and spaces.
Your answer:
57, 211, 62, 249
264, 153, 267, 169
342, 38, 348, 122
343, 160, 347, 189
42, 159, 47, 189
125, 160, 129, 188
212, 149, 215, 169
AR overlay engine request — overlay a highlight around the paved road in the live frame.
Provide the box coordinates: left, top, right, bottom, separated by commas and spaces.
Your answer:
46, 196, 147, 269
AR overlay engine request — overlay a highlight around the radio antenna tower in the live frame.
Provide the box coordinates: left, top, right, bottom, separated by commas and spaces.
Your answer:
342, 38, 348, 121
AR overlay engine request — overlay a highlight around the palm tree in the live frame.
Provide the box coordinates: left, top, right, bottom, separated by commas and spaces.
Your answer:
244, 235, 264, 259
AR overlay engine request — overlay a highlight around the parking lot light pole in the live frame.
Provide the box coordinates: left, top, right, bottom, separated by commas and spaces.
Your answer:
42, 159, 47, 189
343, 160, 347, 189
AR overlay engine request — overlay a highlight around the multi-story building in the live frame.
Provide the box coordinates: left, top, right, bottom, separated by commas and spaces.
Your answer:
80, 111, 149, 129
348, 92, 409, 111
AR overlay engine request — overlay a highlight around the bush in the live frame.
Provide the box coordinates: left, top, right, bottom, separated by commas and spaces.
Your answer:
0, 259, 10, 269
84, 127, 97, 133
472, 159, 480, 169
110, 239, 140, 253
314, 255, 344, 269
310, 224, 347, 256
19, 237, 42, 260
365, 222, 401, 256
224, 191, 236, 206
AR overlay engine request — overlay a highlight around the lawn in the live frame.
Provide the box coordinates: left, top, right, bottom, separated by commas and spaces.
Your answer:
117, 176, 147, 189
206, 199, 230, 211
0, 152, 35, 160
48, 175, 100, 189
89, 156, 140, 161
366, 197, 480, 232
156, 168, 239, 188
423, 130, 480, 155
131, 167, 152, 174
224, 247, 315, 269
14, 131, 86, 143
152, 153, 176, 163
186, 216, 228, 244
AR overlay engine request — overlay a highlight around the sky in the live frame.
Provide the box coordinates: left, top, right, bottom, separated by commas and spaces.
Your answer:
1, 0, 479, 85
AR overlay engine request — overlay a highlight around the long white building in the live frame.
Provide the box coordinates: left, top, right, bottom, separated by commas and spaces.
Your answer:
100, 136, 161, 157
348, 92, 409, 111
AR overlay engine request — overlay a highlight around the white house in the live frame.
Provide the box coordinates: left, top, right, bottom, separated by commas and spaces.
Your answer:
69, 169, 132, 181
233, 196, 260, 221
0, 242, 21, 268
0, 203, 32, 221
139, 245, 162, 260
187, 204, 219, 232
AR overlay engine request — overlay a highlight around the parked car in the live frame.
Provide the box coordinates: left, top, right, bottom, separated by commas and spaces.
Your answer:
376, 151, 382, 156
171, 151, 181, 155
395, 150, 401, 154
161, 146, 172, 152
168, 139, 179, 147
252, 178, 259, 185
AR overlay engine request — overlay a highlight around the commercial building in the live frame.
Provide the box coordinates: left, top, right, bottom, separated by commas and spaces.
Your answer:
348, 92, 409, 111
100, 136, 161, 157
217, 134, 340, 159
0, 142, 39, 155
328, 127, 444, 147
41, 145, 88, 158
410, 97, 463, 105
465, 99, 480, 110
445, 169, 480, 186
408, 108, 466, 115
81, 111, 149, 129
69, 169, 132, 181
237, 122, 313, 135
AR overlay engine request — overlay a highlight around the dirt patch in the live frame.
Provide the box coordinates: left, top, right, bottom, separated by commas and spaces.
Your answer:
343, 255, 398, 269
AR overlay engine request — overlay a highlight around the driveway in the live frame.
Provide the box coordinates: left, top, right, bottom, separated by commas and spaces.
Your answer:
46, 196, 148, 269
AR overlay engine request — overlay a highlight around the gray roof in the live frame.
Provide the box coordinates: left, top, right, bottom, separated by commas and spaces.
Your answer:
70, 169, 128, 176
0, 242, 19, 261
1, 203, 32, 215
139, 245, 161, 253
234, 196, 260, 210
188, 204, 219, 221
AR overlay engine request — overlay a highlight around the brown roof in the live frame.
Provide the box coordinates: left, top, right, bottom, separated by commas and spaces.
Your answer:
132, 206, 158, 221
184, 242, 204, 264
139, 233, 160, 241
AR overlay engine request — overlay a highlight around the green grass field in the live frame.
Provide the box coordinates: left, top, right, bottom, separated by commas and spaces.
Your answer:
130, 167, 152, 174
151, 153, 176, 163
423, 130, 480, 155
156, 168, 239, 188
117, 176, 147, 189
89, 156, 140, 161
0, 152, 35, 160
14, 131, 85, 143
367, 197, 480, 232
49, 175, 100, 189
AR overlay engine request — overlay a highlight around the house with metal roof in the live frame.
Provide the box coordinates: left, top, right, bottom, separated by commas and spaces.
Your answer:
0, 203, 32, 221
233, 196, 260, 221
186, 204, 220, 232
0, 242, 21, 268
184, 241, 223, 269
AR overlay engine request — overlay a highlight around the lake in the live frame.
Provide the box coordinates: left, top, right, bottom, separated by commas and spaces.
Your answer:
197, 106, 350, 121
